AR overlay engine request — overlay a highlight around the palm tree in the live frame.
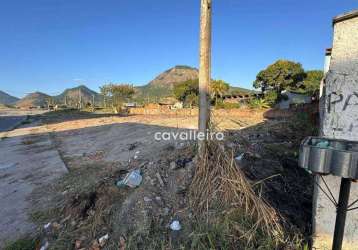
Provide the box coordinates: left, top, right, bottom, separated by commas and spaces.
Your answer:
210, 80, 229, 105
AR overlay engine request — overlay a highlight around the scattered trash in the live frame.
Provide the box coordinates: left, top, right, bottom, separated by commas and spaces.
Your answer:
170, 161, 177, 170
98, 234, 109, 247
44, 222, 51, 230
116, 170, 142, 188
128, 142, 139, 151
133, 151, 141, 159
156, 172, 165, 187
143, 196, 152, 202
40, 241, 49, 250
170, 220, 181, 231
175, 158, 192, 169
235, 153, 245, 161
163, 207, 170, 216
75, 239, 82, 249
119, 236, 126, 250
176, 142, 185, 149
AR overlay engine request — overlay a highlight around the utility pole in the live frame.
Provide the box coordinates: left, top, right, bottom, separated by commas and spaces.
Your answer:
198, 0, 212, 155
78, 88, 82, 110
92, 94, 95, 112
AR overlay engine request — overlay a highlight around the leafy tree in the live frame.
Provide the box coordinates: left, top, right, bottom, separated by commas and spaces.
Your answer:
253, 60, 306, 94
303, 70, 324, 95
100, 84, 135, 113
173, 79, 199, 106
174, 79, 231, 107
263, 90, 278, 106
210, 80, 230, 105
186, 92, 198, 108
99, 84, 112, 108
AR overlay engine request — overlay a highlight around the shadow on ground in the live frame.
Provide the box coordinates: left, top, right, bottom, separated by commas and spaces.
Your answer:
1, 109, 316, 249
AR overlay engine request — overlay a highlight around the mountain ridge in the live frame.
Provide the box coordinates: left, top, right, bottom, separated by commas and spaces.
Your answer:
0, 90, 19, 105
16, 92, 50, 108
9, 65, 255, 107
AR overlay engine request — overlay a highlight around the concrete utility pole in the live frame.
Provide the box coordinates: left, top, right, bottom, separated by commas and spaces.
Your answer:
92, 94, 95, 112
78, 88, 82, 110
198, 0, 212, 155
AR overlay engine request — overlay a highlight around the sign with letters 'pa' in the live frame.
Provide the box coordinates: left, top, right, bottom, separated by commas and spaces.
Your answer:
322, 71, 358, 140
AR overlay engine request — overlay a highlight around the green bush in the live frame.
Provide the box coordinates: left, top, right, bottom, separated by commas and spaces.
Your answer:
248, 98, 270, 109
264, 91, 278, 106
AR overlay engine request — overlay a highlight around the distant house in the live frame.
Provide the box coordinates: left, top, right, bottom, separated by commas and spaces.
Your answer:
222, 93, 253, 104
277, 90, 312, 109
123, 102, 137, 108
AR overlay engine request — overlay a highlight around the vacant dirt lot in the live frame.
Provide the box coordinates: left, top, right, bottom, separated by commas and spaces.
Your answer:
1, 109, 315, 249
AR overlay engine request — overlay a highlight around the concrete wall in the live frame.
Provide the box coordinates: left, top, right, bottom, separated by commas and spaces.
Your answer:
277, 91, 312, 109
314, 11, 358, 250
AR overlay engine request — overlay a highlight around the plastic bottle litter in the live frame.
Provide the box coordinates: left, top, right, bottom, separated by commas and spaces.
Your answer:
170, 220, 182, 231
116, 170, 142, 188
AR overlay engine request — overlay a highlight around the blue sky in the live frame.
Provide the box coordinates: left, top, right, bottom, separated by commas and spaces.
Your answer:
0, 0, 357, 98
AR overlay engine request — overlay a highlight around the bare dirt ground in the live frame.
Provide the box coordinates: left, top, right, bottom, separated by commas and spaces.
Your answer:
0, 116, 68, 248
1, 109, 316, 249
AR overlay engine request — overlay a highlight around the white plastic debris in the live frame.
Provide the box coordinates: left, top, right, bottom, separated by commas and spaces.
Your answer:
40, 241, 49, 250
116, 170, 142, 188
44, 222, 51, 230
143, 196, 152, 202
170, 220, 182, 231
235, 153, 245, 161
98, 234, 109, 247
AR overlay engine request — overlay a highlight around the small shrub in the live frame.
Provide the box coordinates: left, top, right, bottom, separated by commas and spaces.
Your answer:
248, 98, 270, 109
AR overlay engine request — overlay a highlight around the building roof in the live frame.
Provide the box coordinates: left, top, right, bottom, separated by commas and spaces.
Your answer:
333, 9, 358, 25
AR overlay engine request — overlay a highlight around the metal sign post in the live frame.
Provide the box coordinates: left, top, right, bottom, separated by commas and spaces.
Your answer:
299, 137, 358, 250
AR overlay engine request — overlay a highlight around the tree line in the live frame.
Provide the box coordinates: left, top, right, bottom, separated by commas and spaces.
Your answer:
99, 59, 323, 111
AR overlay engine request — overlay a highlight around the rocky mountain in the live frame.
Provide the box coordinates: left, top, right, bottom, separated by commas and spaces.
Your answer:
0, 91, 19, 105
148, 65, 198, 87
16, 92, 50, 108
54, 85, 102, 106
134, 65, 256, 102
135, 65, 199, 101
